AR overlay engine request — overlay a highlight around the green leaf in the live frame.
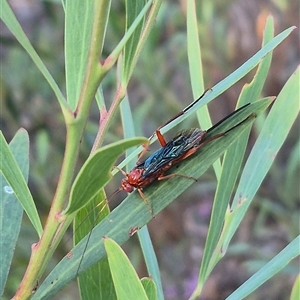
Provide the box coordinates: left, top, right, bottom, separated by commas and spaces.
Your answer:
32, 98, 272, 299
0, 129, 29, 296
65, 1, 110, 109
223, 67, 300, 251
75, 190, 117, 300
64, 137, 147, 215
141, 277, 157, 300
187, 0, 221, 179
104, 237, 149, 300
106, 0, 153, 71
187, 0, 211, 131
0, 1, 66, 110
290, 274, 300, 300
226, 236, 300, 300
118, 0, 162, 84
138, 226, 163, 300
197, 68, 299, 300
0, 130, 42, 237
65, 1, 92, 108
122, 0, 146, 84
236, 16, 274, 106
199, 16, 275, 284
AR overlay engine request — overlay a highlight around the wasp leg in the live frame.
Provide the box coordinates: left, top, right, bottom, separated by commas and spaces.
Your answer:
113, 166, 128, 177
136, 142, 151, 165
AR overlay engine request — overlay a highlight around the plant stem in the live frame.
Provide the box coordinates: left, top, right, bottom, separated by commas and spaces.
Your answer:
13, 2, 112, 294
13, 115, 85, 299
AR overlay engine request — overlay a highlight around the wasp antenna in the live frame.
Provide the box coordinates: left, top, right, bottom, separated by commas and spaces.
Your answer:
64, 187, 122, 253
73, 187, 124, 276
92, 188, 121, 211
107, 188, 122, 202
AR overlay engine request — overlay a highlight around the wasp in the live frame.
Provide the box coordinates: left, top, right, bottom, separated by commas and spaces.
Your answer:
117, 96, 253, 215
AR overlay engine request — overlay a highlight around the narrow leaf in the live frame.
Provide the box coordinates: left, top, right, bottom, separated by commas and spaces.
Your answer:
141, 277, 157, 300
107, 0, 153, 71
122, 0, 146, 84
187, 0, 211, 131
199, 16, 275, 283
223, 67, 300, 250
75, 190, 116, 300
65, 1, 92, 108
104, 237, 148, 300
65, 1, 110, 109
0, 130, 42, 237
226, 236, 300, 300
187, 0, 221, 179
290, 274, 300, 300
0, 129, 29, 296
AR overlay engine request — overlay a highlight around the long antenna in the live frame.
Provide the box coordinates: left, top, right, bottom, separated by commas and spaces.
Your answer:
72, 187, 122, 276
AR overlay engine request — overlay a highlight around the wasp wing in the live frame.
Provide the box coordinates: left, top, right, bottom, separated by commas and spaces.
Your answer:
139, 128, 206, 179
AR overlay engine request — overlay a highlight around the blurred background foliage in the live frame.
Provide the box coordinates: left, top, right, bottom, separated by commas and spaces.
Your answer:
1, 0, 299, 299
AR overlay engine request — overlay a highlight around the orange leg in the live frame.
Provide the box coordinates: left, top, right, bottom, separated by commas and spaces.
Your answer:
155, 128, 167, 147
113, 166, 128, 177
136, 142, 151, 165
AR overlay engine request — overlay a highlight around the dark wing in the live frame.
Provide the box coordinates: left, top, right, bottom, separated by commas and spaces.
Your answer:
139, 128, 206, 178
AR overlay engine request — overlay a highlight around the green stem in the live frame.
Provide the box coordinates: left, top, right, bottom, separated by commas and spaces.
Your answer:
13, 116, 85, 299
13, 2, 115, 296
